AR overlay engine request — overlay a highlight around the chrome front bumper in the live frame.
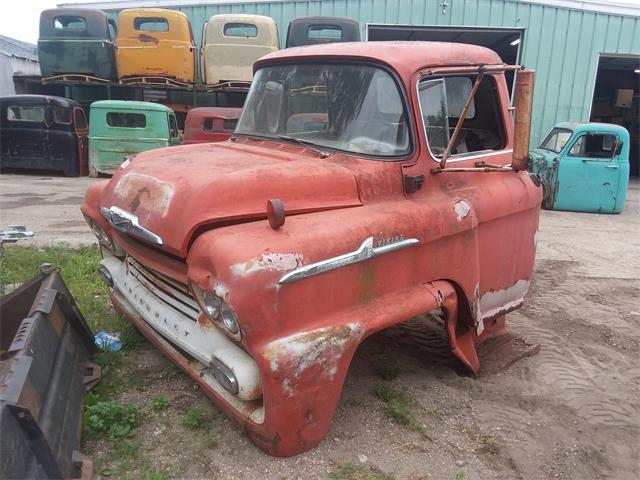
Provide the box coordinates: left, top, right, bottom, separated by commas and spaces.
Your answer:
100, 252, 263, 405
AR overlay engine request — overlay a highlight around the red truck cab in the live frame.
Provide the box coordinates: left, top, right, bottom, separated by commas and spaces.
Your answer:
182, 107, 242, 144
82, 42, 541, 456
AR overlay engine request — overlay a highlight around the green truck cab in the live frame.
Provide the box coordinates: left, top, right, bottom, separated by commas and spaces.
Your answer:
38, 8, 118, 82
530, 122, 630, 213
88, 100, 181, 176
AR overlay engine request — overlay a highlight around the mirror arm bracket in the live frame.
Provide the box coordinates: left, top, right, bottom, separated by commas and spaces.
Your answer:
439, 67, 486, 170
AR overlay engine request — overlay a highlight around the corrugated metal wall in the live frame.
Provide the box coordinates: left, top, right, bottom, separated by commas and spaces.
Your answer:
105, 0, 640, 143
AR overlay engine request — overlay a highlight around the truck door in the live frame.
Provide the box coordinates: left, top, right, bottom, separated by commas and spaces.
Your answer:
554, 132, 620, 213
73, 107, 89, 176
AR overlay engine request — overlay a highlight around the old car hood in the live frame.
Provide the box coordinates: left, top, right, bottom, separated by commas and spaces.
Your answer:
99, 140, 362, 256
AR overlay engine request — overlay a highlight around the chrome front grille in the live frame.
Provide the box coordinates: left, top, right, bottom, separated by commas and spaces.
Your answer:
127, 257, 200, 321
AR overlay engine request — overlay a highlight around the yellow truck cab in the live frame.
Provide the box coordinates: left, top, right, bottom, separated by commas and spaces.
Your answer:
116, 8, 196, 86
201, 14, 278, 86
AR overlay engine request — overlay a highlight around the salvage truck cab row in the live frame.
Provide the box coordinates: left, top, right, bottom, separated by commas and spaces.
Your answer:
82, 42, 541, 456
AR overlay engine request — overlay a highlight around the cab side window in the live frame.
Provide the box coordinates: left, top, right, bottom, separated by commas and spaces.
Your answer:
74, 109, 87, 129
169, 114, 179, 138
568, 133, 617, 159
107, 19, 117, 41
418, 74, 506, 159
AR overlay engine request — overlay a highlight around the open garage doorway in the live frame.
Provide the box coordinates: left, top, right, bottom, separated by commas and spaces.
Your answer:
590, 54, 640, 177
367, 25, 523, 95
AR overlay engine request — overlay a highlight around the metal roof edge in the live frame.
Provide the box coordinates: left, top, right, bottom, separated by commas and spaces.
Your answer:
58, 0, 308, 10
57, 0, 640, 18
515, 0, 639, 18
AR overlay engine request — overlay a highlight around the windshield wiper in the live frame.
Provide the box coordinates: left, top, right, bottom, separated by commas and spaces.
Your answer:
276, 135, 330, 158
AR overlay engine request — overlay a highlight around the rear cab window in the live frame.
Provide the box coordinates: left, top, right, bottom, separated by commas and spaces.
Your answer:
54, 16, 87, 31
223, 118, 238, 131
7, 106, 45, 123
224, 23, 257, 38
106, 112, 147, 128
308, 26, 343, 41
417, 74, 506, 160
134, 17, 169, 32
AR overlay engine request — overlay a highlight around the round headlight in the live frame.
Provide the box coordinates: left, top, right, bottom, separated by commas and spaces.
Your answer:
203, 292, 222, 319
221, 305, 239, 334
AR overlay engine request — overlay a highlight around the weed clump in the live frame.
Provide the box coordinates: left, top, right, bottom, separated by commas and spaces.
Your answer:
84, 400, 140, 439
181, 404, 217, 430
375, 357, 401, 381
151, 395, 170, 412
373, 384, 431, 440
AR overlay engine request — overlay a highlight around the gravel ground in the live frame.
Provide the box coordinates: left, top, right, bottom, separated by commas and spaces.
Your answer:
1, 172, 638, 479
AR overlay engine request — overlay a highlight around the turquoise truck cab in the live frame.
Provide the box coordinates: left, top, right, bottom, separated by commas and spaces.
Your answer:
530, 122, 630, 213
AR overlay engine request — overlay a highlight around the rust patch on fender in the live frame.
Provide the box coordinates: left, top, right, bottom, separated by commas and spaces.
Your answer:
114, 173, 173, 216
264, 324, 364, 397
231, 253, 304, 277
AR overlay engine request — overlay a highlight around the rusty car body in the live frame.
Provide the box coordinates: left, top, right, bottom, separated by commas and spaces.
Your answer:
115, 8, 196, 86
200, 14, 279, 86
38, 8, 118, 82
285, 16, 360, 48
88, 100, 180, 176
530, 122, 630, 213
0, 95, 89, 177
81, 42, 541, 456
182, 107, 242, 144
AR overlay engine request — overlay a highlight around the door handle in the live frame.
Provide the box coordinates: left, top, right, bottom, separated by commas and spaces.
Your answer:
605, 165, 619, 170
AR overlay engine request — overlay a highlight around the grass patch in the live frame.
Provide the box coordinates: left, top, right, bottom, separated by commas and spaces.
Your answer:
151, 395, 170, 412
114, 440, 139, 459
142, 470, 166, 480
455, 468, 465, 480
181, 404, 217, 430
374, 357, 401, 381
0, 244, 122, 332
84, 400, 140, 440
374, 384, 431, 440
329, 462, 394, 480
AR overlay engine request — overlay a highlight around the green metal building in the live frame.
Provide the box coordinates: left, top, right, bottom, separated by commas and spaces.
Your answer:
65, 0, 639, 168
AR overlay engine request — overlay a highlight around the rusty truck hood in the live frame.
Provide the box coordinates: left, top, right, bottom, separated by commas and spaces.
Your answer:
99, 140, 362, 256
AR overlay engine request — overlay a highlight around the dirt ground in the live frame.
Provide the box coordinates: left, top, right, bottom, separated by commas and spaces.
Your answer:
1, 173, 638, 479
0, 173, 98, 245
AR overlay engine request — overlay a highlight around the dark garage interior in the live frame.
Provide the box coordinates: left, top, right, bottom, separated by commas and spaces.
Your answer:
590, 54, 640, 177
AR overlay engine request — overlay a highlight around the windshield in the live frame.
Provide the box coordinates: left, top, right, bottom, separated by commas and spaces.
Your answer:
539, 128, 573, 153
235, 64, 411, 158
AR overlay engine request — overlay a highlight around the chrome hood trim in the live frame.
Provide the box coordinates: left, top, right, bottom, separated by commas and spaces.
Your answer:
100, 206, 163, 245
278, 236, 419, 285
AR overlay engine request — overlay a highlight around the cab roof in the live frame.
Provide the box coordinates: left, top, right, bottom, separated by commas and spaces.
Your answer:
555, 121, 629, 136
0, 94, 80, 108
119, 7, 189, 19
256, 41, 504, 78
90, 100, 174, 113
